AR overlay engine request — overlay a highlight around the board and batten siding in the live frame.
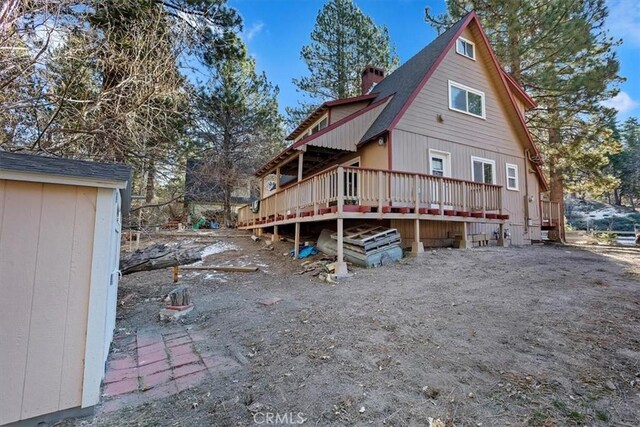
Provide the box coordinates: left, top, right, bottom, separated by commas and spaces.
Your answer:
306, 99, 390, 152
0, 180, 97, 425
329, 101, 370, 124
390, 26, 541, 245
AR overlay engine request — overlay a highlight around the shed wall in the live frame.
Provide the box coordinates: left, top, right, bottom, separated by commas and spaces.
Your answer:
0, 180, 97, 425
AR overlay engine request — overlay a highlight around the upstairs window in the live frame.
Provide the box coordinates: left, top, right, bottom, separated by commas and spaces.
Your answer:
506, 163, 519, 191
456, 37, 475, 60
471, 156, 495, 184
449, 81, 485, 119
311, 116, 328, 134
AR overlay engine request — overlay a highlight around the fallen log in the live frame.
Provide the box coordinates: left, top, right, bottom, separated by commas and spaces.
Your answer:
180, 265, 258, 272
120, 243, 202, 275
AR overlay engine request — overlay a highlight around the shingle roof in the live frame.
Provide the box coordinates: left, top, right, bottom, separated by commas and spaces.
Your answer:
0, 151, 133, 213
360, 13, 471, 142
0, 151, 131, 184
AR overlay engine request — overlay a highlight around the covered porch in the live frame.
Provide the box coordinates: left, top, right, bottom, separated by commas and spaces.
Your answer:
238, 165, 509, 275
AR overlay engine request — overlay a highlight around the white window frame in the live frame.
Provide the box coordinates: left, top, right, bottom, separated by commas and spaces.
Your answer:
456, 37, 476, 60
448, 80, 486, 119
428, 149, 451, 178
470, 156, 496, 184
506, 163, 519, 191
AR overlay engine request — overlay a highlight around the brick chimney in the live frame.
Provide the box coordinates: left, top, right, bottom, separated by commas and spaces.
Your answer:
361, 65, 384, 95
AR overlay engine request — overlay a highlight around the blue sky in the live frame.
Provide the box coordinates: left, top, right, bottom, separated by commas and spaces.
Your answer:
229, 0, 640, 122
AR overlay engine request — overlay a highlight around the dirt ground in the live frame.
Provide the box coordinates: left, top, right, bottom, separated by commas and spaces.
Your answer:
71, 231, 639, 426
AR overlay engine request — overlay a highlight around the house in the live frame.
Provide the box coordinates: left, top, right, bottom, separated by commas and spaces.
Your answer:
184, 158, 258, 215
237, 12, 561, 275
0, 152, 131, 425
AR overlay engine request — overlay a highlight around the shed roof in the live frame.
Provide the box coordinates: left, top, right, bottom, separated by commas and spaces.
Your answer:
0, 151, 133, 212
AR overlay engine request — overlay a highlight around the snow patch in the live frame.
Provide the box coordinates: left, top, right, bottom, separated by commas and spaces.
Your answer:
202, 241, 237, 257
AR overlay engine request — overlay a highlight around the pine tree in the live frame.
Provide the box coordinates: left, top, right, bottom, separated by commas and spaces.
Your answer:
608, 117, 640, 208
287, 0, 399, 128
426, 0, 623, 241
193, 41, 285, 225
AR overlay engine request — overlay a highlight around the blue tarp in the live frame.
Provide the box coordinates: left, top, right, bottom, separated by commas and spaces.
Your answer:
290, 245, 318, 259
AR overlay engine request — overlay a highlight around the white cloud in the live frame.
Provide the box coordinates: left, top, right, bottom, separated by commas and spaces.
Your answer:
244, 21, 264, 42
602, 91, 639, 113
607, 0, 640, 46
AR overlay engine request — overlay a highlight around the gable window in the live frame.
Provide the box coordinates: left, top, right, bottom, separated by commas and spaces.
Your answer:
471, 156, 495, 184
311, 116, 328, 134
456, 37, 475, 60
506, 163, 519, 191
448, 81, 485, 119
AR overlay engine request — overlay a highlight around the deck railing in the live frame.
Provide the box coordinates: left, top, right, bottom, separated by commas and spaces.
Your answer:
238, 166, 503, 226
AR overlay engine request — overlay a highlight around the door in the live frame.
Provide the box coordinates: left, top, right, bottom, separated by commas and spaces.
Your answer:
429, 150, 451, 208
103, 190, 121, 362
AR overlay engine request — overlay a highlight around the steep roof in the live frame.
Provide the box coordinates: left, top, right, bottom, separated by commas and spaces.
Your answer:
360, 14, 471, 142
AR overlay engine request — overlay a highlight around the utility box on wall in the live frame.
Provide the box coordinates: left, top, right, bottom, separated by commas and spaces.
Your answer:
0, 152, 131, 426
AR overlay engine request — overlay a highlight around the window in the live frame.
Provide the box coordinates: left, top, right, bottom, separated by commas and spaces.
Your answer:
311, 116, 328, 134
429, 150, 450, 177
506, 163, 519, 191
471, 157, 495, 184
431, 158, 444, 176
456, 37, 475, 60
448, 81, 485, 118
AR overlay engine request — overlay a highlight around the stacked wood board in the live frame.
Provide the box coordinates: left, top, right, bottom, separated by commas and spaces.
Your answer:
317, 225, 403, 267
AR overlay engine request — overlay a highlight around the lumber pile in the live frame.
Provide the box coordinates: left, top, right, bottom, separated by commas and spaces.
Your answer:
317, 225, 403, 267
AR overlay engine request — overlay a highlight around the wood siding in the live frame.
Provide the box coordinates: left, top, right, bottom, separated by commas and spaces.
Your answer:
305, 100, 390, 152
390, 26, 541, 245
330, 101, 370, 123
0, 181, 97, 424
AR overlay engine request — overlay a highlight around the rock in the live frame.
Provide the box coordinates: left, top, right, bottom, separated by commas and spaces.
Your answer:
605, 380, 616, 390
258, 297, 282, 306
247, 401, 264, 412
159, 305, 194, 321
359, 406, 365, 413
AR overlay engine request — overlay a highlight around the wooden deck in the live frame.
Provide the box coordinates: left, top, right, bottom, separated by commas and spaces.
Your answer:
540, 200, 561, 230
237, 165, 508, 230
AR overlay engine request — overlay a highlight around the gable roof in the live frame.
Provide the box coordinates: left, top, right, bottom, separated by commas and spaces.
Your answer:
358, 11, 547, 190
0, 151, 133, 212
286, 93, 378, 141
360, 14, 470, 142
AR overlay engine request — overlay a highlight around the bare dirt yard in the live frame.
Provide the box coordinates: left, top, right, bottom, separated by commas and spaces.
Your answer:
70, 232, 639, 426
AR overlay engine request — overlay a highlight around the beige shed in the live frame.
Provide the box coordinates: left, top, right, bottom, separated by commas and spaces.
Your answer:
0, 152, 131, 426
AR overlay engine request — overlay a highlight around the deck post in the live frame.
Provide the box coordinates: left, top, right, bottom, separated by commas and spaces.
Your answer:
337, 166, 344, 214
497, 223, 507, 247
411, 174, 424, 255
377, 171, 384, 217
273, 225, 279, 242
312, 176, 318, 216
439, 178, 445, 215
335, 218, 349, 276
294, 222, 300, 258
275, 167, 281, 191
459, 221, 471, 249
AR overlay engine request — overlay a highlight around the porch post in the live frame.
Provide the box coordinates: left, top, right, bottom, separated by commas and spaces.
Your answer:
297, 152, 304, 182
273, 225, 279, 242
459, 221, 471, 249
411, 174, 424, 255
275, 167, 281, 191
335, 218, 348, 276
